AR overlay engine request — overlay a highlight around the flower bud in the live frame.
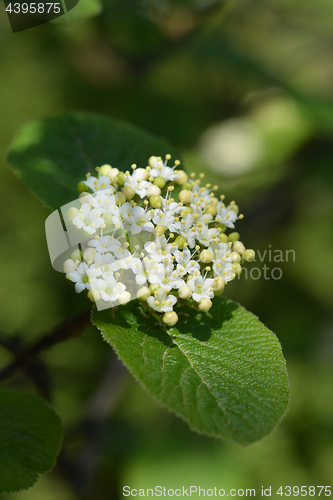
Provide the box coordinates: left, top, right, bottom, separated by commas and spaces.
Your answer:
228, 203, 239, 215
71, 249, 82, 262
204, 205, 217, 216
228, 232, 240, 242
77, 181, 89, 193
149, 156, 157, 168
179, 189, 192, 204
233, 241, 245, 254
182, 182, 192, 190
232, 263, 242, 275
108, 168, 119, 181
79, 192, 91, 204
230, 252, 241, 263
83, 248, 96, 263
116, 171, 126, 187
147, 185, 161, 198
122, 186, 135, 201
99, 164, 112, 176
213, 277, 225, 295
136, 168, 149, 180
210, 197, 219, 206
183, 207, 193, 216
115, 191, 126, 205
88, 289, 101, 302
217, 223, 227, 233
149, 195, 162, 208
118, 291, 131, 305
154, 176, 166, 189
175, 236, 187, 249
63, 259, 76, 273
137, 287, 151, 301
178, 285, 192, 299
155, 225, 166, 236
219, 234, 228, 243
149, 284, 160, 294
243, 249, 255, 262
68, 207, 79, 221
100, 213, 112, 226
175, 170, 188, 185
163, 311, 179, 326
200, 250, 213, 264
198, 298, 212, 312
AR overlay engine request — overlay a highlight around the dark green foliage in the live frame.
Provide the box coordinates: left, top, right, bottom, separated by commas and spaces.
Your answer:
0, 390, 63, 494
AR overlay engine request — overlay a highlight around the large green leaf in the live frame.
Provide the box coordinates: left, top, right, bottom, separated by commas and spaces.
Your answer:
0, 390, 63, 493
92, 297, 289, 445
7, 112, 178, 209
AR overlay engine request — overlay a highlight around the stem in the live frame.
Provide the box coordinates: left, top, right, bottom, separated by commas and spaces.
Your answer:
0, 309, 91, 383
150, 309, 163, 324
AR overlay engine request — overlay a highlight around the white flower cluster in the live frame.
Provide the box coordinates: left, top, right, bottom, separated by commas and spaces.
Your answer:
63, 155, 255, 326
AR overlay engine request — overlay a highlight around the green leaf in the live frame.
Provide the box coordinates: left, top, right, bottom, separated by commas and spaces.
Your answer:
92, 297, 289, 445
0, 390, 63, 494
7, 112, 179, 209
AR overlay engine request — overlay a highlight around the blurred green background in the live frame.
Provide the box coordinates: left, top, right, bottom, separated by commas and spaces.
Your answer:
0, 0, 333, 498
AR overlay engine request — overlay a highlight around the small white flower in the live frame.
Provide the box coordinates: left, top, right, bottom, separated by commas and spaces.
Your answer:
131, 258, 148, 286
121, 204, 154, 235
89, 191, 112, 210
191, 204, 213, 225
163, 262, 186, 290
105, 195, 121, 214
152, 208, 176, 227
210, 242, 231, 260
88, 235, 121, 254
93, 253, 116, 272
173, 248, 200, 274
197, 223, 219, 247
149, 158, 178, 182
144, 236, 174, 260
84, 175, 114, 193
124, 170, 152, 198
72, 204, 105, 235
215, 202, 238, 228
66, 262, 90, 293
109, 249, 132, 270
159, 194, 183, 215
147, 287, 177, 313
94, 275, 126, 303
146, 261, 165, 286
187, 273, 215, 302
172, 214, 197, 248
212, 260, 235, 282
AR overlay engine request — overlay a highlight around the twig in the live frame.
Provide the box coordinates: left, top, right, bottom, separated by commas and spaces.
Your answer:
0, 310, 91, 383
